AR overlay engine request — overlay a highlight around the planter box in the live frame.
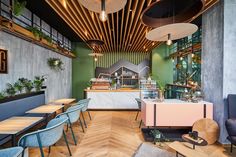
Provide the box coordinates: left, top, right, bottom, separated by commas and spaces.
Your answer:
0, 91, 45, 121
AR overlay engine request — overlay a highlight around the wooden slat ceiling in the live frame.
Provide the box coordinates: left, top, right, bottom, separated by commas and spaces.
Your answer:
45, 0, 218, 53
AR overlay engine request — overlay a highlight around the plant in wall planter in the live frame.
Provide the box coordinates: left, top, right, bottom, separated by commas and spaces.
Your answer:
5, 83, 17, 97
13, 0, 27, 16
0, 92, 5, 100
19, 78, 34, 93
33, 76, 45, 92
47, 58, 64, 71
14, 80, 24, 94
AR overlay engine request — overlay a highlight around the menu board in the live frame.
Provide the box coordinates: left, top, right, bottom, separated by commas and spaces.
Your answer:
0, 49, 7, 74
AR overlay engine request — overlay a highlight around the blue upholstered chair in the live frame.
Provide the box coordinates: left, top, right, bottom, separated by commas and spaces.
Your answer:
75, 98, 91, 128
135, 98, 142, 128
56, 104, 84, 145
0, 147, 23, 157
18, 117, 71, 157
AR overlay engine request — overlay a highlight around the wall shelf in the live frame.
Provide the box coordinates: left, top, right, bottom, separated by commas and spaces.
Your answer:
0, 17, 76, 59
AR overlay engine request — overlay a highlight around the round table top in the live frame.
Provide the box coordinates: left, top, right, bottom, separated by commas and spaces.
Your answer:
78, 0, 127, 14
182, 134, 208, 146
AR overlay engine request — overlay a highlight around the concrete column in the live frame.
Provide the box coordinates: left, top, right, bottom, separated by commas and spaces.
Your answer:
202, 0, 236, 144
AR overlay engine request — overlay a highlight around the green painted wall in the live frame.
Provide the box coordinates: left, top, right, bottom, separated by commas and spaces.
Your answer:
95, 52, 150, 68
72, 42, 94, 100
152, 44, 173, 86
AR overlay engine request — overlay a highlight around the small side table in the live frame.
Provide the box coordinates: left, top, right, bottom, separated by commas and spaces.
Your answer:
182, 134, 208, 149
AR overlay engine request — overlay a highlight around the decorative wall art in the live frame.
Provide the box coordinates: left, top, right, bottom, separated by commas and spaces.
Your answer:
0, 49, 8, 74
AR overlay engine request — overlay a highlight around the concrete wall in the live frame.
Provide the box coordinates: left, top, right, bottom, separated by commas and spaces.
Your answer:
202, 0, 236, 144
0, 31, 72, 102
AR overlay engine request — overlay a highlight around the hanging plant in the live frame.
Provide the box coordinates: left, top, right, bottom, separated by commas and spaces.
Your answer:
47, 58, 64, 71
13, 0, 27, 16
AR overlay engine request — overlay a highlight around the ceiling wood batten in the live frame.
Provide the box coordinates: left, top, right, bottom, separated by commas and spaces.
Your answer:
45, 0, 219, 53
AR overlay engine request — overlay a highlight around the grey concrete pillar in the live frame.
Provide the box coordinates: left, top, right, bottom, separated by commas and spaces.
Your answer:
202, 0, 236, 144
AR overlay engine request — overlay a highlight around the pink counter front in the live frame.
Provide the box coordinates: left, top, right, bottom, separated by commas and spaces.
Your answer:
141, 99, 213, 127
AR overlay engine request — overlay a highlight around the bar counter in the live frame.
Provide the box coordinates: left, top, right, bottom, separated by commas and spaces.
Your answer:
85, 89, 140, 110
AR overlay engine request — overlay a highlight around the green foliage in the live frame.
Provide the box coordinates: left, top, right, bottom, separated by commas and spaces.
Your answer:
151, 129, 169, 146
19, 78, 34, 93
27, 27, 52, 44
33, 76, 45, 92
0, 92, 5, 100
156, 78, 165, 91
14, 80, 24, 93
5, 83, 17, 96
47, 58, 64, 71
13, 0, 27, 16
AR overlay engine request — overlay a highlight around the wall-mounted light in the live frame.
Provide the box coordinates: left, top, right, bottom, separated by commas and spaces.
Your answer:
166, 33, 172, 46
192, 53, 195, 57
99, 0, 107, 22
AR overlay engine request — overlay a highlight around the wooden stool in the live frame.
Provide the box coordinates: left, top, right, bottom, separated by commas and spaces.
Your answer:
192, 118, 220, 145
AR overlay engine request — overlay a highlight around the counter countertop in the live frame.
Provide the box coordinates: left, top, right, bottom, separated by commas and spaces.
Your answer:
142, 99, 213, 105
84, 89, 140, 92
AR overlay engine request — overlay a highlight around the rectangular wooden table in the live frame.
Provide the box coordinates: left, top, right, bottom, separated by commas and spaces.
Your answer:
26, 104, 64, 114
51, 98, 76, 105
51, 98, 76, 111
0, 116, 43, 146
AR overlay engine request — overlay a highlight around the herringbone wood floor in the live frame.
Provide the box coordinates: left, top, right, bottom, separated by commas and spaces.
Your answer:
29, 111, 235, 157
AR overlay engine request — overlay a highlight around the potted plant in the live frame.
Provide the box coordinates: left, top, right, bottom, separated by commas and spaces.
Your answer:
47, 58, 64, 71
5, 83, 17, 97
33, 76, 45, 92
156, 79, 165, 102
13, 0, 27, 16
151, 129, 169, 146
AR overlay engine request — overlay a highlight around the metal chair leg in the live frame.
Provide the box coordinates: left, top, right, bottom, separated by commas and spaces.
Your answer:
87, 111, 92, 120
63, 131, 72, 156
68, 121, 77, 145
79, 118, 85, 133
81, 112, 87, 128
135, 111, 139, 121
49, 146, 51, 154
66, 123, 69, 132
36, 133, 45, 157
139, 120, 142, 128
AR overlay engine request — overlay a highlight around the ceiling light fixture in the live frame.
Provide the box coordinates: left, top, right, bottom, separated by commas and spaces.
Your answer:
99, 0, 108, 22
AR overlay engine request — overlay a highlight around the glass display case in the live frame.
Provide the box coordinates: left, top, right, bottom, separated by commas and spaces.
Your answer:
139, 80, 157, 100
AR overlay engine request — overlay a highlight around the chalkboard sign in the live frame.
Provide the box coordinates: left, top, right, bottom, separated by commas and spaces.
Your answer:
0, 49, 8, 74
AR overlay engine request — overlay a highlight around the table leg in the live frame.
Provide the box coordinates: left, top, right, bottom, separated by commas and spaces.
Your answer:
176, 152, 178, 157
193, 144, 195, 149
62, 104, 65, 112
12, 134, 16, 146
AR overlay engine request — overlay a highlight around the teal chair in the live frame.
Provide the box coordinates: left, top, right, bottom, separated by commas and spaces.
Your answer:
75, 98, 91, 128
135, 98, 142, 128
18, 117, 71, 157
56, 104, 84, 145
0, 147, 23, 157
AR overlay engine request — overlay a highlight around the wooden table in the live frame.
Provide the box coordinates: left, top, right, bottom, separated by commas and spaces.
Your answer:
0, 116, 43, 146
51, 98, 76, 105
169, 141, 208, 157
26, 104, 64, 123
51, 98, 76, 111
26, 104, 64, 114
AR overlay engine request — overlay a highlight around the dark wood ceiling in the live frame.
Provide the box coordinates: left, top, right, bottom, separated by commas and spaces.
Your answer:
43, 0, 218, 53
